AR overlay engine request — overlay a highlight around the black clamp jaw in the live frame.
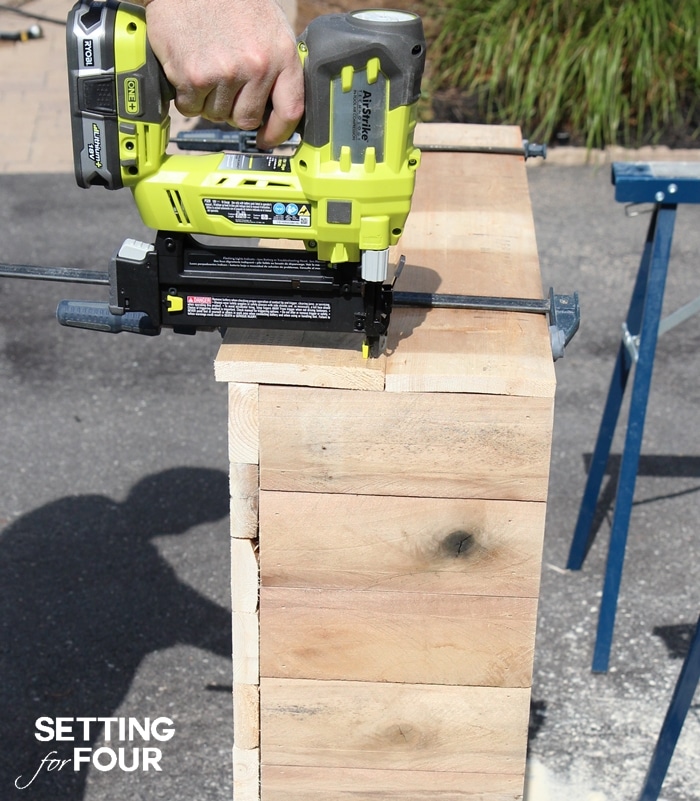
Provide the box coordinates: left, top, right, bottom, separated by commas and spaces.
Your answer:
547, 289, 580, 361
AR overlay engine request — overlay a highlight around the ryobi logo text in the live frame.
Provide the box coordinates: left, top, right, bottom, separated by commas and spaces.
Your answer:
88, 122, 103, 169
82, 38, 94, 67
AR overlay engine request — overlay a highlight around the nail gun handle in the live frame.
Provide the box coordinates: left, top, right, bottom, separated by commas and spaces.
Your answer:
298, 9, 426, 157
57, 300, 160, 335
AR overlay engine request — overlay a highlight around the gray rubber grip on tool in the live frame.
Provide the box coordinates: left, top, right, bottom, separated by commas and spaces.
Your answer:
298, 10, 426, 150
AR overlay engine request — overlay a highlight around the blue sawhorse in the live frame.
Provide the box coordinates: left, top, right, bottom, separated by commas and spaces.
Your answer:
638, 613, 700, 801
567, 162, 700, 673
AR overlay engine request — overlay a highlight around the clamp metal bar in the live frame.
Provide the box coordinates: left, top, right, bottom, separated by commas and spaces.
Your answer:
0, 263, 109, 285
393, 291, 549, 313
415, 140, 546, 159
0, 258, 579, 358
394, 287, 580, 360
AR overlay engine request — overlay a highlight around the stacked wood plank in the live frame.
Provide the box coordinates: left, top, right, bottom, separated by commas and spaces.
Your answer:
215, 123, 557, 801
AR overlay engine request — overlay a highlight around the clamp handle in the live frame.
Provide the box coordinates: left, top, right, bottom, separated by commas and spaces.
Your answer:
57, 300, 159, 335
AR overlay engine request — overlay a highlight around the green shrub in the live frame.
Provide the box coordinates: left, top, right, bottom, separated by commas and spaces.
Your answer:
428, 0, 700, 147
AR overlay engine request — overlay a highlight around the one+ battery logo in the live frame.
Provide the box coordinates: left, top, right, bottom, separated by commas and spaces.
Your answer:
124, 78, 140, 115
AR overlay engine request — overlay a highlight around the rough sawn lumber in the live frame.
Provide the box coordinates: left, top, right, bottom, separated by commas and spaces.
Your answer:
215, 122, 556, 801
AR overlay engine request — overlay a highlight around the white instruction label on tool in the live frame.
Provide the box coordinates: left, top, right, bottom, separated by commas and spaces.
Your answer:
186, 295, 331, 321
203, 198, 311, 227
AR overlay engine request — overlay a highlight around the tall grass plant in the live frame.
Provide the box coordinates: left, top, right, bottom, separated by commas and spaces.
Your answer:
428, 0, 700, 147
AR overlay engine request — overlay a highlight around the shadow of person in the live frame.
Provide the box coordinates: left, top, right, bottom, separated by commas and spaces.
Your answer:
0, 467, 232, 800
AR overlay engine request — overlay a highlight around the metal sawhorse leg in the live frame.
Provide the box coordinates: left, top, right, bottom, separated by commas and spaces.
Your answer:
638, 614, 700, 801
566, 163, 700, 673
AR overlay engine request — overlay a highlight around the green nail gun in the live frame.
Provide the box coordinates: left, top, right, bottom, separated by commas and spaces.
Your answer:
62, 0, 426, 356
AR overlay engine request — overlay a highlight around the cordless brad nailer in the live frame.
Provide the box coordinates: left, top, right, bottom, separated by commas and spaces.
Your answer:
61, 0, 426, 356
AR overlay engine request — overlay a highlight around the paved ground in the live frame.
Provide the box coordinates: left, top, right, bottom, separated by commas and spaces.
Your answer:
1, 2, 700, 801
525, 163, 700, 801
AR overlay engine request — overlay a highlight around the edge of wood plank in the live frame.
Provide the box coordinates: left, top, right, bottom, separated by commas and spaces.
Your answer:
415, 122, 523, 151
215, 330, 385, 391
261, 764, 524, 801
233, 746, 260, 801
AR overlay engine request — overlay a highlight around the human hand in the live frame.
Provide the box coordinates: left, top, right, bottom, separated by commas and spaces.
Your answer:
139, 0, 304, 148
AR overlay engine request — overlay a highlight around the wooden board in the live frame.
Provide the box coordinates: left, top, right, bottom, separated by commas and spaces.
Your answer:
215, 124, 556, 801
259, 492, 546, 598
261, 765, 525, 801
260, 587, 536, 686
414, 122, 523, 151
258, 385, 553, 501
214, 123, 556, 398
392, 152, 543, 299
260, 678, 530, 774
215, 330, 386, 391
384, 308, 554, 396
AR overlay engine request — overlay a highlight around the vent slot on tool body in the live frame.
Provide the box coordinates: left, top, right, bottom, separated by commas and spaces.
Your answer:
166, 189, 190, 225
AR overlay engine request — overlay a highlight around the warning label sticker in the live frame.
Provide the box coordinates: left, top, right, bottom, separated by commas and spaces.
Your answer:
203, 198, 311, 227
186, 295, 331, 321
